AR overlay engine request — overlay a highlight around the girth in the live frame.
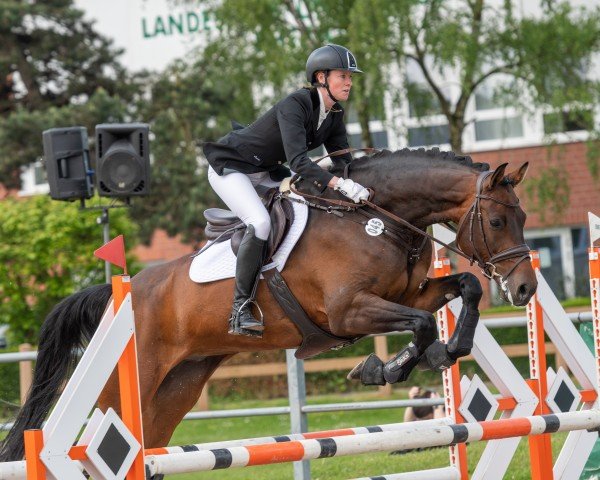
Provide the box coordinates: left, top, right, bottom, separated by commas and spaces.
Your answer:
262, 268, 357, 359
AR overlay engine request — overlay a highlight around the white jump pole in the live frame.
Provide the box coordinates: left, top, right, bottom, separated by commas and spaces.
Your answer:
145, 410, 600, 477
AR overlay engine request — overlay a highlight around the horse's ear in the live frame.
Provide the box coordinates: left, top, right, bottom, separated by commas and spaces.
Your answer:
505, 162, 529, 187
486, 163, 508, 190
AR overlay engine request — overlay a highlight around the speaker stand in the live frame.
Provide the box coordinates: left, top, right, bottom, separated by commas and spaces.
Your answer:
80, 198, 131, 283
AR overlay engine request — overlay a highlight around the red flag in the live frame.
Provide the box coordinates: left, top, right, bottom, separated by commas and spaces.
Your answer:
94, 235, 127, 273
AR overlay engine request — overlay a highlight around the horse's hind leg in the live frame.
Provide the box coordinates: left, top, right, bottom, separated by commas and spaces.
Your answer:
142, 355, 230, 449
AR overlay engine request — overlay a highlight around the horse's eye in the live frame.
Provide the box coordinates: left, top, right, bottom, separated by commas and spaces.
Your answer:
490, 218, 503, 229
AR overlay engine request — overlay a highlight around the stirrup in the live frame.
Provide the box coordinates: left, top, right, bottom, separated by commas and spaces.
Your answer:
241, 299, 264, 328
228, 318, 263, 338
228, 300, 264, 338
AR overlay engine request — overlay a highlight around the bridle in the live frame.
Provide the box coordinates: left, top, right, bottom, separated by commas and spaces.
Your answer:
289, 165, 531, 290
453, 170, 531, 284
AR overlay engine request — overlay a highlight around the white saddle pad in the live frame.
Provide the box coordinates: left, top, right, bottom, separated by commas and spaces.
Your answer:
189, 197, 309, 283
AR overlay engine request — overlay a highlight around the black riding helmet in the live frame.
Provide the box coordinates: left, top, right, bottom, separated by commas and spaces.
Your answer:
305, 44, 362, 102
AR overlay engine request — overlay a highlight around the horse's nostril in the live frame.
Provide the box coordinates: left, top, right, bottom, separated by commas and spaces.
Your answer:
518, 283, 533, 301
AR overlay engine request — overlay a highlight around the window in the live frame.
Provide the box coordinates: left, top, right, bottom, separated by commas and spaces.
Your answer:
407, 124, 449, 147
405, 58, 448, 118
349, 131, 389, 149
19, 161, 49, 196
371, 131, 388, 149
407, 82, 440, 118
475, 84, 498, 111
527, 236, 566, 299
474, 73, 514, 111
475, 83, 504, 111
475, 116, 523, 141
34, 163, 47, 185
543, 109, 594, 134
571, 227, 590, 297
523, 228, 578, 300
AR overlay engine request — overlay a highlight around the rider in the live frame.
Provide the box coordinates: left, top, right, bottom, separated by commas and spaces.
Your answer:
203, 44, 370, 336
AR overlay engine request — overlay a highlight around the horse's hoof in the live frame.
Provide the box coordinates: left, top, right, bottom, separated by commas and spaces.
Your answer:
347, 354, 385, 385
347, 359, 364, 380
423, 340, 456, 371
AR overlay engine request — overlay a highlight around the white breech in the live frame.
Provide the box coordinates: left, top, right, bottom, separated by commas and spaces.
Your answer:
207, 166, 280, 241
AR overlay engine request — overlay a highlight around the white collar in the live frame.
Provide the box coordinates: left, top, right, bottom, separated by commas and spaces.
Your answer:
316, 88, 330, 129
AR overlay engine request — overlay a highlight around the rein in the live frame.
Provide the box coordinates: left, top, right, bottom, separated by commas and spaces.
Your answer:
290, 165, 530, 284
313, 147, 381, 165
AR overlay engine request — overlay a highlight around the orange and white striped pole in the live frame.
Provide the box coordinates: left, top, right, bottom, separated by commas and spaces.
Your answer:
97, 236, 145, 480
588, 244, 600, 402
23, 236, 145, 480
525, 250, 554, 480
113, 275, 145, 480
434, 256, 469, 480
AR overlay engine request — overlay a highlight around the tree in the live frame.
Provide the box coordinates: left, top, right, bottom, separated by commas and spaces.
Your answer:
0, 0, 258, 245
0, 0, 132, 113
0, 196, 138, 344
377, 0, 600, 155
130, 55, 256, 243
0, 0, 137, 188
351, 0, 600, 220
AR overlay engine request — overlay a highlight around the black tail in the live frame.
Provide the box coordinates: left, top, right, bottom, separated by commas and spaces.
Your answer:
0, 283, 113, 461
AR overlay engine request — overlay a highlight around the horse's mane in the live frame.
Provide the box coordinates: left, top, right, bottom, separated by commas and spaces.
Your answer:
330, 147, 490, 176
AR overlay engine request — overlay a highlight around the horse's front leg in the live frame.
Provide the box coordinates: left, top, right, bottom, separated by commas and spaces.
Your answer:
410, 272, 483, 370
336, 293, 438, 386
346, 272, 482, 386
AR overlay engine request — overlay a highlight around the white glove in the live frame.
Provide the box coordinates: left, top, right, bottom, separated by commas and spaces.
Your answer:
334, 178, 369, 203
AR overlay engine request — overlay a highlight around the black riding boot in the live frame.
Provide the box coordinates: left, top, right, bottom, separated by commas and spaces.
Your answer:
229, 225, 266, 336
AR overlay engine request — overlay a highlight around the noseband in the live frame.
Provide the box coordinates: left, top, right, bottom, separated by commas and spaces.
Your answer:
455, 171, 531, 283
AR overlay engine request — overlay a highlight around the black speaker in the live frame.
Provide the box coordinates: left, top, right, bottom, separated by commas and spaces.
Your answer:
42, 127, 94, 201
95, 123, 150, 197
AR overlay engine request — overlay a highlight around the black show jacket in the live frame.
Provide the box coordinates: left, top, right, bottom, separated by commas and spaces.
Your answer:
203, 87, 352, 192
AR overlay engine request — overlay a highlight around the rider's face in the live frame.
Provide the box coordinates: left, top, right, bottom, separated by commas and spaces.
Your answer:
326, 69, 353, 101
318, 70, 352, 102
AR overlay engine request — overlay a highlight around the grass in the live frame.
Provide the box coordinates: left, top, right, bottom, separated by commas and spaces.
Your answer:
162, 391, 573, 479
0, 391, 589, 479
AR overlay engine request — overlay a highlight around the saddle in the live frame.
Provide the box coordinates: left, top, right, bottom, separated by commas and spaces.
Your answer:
203, 187, 295, 261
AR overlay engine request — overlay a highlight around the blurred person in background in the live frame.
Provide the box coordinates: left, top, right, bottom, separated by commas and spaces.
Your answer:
404, 386, 446, 422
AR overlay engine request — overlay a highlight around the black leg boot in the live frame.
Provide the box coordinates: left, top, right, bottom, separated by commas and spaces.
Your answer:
229, 225, 266, 337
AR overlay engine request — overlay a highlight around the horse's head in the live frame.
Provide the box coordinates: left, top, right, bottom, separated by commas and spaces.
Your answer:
456, 162, 537, 306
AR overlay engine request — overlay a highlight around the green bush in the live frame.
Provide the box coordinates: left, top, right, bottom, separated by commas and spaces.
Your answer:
0, 195, 139, 344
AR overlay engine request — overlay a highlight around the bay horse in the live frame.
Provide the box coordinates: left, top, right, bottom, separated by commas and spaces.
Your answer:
0, 148, 537, 464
